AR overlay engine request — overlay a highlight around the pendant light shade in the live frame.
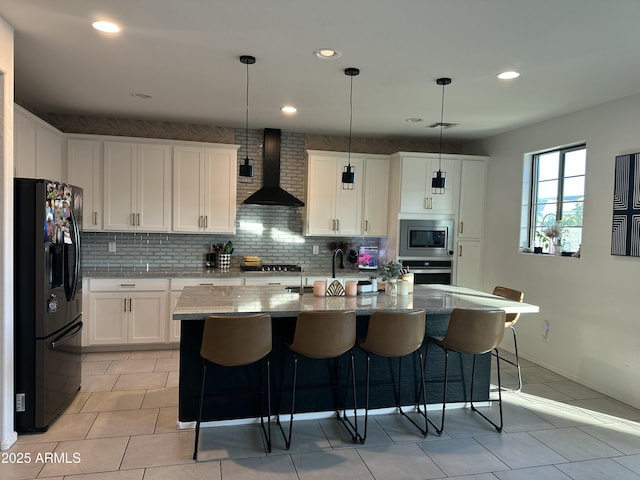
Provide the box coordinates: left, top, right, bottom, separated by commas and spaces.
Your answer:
239, 55, 255, 183
432, 77, 451, 194
342, 67, 360, 190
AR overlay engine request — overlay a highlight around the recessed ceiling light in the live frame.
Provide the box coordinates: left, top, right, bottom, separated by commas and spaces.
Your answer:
131, 93, 152, 100
313, 49, 342, 59
497, 70, 520, 80
281, 105, 297, 114
405, 117, 423, 123
92, 21, 120, 33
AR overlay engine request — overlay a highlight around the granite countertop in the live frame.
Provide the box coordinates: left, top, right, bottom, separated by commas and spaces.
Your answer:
82, 266, 376, 278
173, 284, 540, 320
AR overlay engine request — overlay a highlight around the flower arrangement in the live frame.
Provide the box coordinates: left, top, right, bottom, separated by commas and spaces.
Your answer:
380, 261, 406, 281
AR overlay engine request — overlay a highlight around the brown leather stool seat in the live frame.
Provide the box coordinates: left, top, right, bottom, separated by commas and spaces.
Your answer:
493, 286, 525, 392
193, 313, 272, 460
277, 310, 359, 449
359, 310, 428, 441
426, 308, 506, 434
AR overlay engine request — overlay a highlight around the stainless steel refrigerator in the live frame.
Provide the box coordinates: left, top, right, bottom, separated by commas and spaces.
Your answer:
14, 178, 83, 433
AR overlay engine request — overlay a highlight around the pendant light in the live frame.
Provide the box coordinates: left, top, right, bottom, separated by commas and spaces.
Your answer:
432, 77, 451, 194
239, 55, 256, 183
341, 67, 359, 190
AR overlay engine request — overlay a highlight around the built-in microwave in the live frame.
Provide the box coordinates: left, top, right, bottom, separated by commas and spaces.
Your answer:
398, 219, 455, 258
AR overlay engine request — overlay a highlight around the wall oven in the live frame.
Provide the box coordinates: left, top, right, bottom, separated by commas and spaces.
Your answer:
398, 219, 454, 258
401, 259, 453, 285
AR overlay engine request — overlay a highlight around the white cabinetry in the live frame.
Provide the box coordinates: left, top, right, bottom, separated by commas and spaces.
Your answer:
391, 152, 460, 215
362, 156, 390, 236
14, 105, 63, 180
103, 141, 172, 231
88, 279, 168, 345
454, 158, 488, 289
305, 151, 389, 236
172, 144, 238, 233
169, 277, 243, 342
66, 138, 102, 230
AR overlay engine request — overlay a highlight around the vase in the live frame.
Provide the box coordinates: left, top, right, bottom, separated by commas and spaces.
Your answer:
385, 279, 398, 296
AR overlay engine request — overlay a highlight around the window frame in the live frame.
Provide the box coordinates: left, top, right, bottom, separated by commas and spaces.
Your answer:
527, 144, 586, 252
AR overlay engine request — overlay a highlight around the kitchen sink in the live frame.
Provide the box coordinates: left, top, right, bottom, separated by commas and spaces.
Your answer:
284, 286, 314, 294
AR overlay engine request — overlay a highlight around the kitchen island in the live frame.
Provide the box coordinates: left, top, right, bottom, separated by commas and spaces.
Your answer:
173, 284, 538, 427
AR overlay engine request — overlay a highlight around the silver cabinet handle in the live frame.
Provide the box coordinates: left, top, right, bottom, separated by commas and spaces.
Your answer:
131, 213, 136, 226
120, 283, 136, 288
459, 245, 463, 256
364, 219, 369, 232
93, 212, 98, 225
336, 219, 340, 231
136, 213, 140, 226
460, 221, 464, 234
123, 298, 127, 312
204, 216, 208, 228
198, 216, 202, 228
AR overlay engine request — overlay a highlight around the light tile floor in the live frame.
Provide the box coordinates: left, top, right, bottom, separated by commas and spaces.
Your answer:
3, 349, 640, 479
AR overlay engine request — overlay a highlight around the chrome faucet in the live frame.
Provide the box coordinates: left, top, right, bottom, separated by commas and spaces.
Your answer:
332, 248, 343, 278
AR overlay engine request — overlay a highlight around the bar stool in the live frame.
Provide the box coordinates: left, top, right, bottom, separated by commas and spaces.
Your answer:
493, 286, 525, 392
426, 308, 506, 434
359, 310, 428, 441
193, 313, 272, 460
277, 310, 359, 449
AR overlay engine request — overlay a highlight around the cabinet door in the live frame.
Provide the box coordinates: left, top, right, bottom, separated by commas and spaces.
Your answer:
136, 144, 171, 231
363, 157, 389, 236
335, 156, 364, 235
89, 293, 128, 345
36, 126, 63, 181
67, 138, 102, 230
203, 148, 236, 233
14, 110, 37, 177
306, 155, 339, 235
128, 292, 167, 344
173, 147, 205, 232
400, 155, 459, 215
458, 159, 487, 239
455, 240, 484, 289
103, 141, 137, 231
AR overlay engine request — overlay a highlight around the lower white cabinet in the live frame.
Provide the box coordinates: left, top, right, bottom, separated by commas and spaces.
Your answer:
169, 277, 243, 342
454, 240, 484, 290
88, 279, 168, 345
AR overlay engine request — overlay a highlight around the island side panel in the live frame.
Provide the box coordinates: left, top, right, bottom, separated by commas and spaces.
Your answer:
178, 313, 491, 423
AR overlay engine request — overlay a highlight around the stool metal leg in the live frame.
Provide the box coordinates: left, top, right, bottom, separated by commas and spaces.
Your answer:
276, 353, 298, 450
425, 341, 448, 435
470, 349, 503, 432
258, 357, 272, 453
193, 360, 207, 461
336, 351, 360, 444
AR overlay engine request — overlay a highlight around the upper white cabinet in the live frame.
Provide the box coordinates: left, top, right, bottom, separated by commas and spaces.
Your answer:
362, 156, 390, 236
103, 140, 172, 232
393, 152, 460, 215
14, 106, 63, 180
305, 150, 389, 237
458, 158, 488, 240
172, 144, 238, 233
66, 138, 102, 231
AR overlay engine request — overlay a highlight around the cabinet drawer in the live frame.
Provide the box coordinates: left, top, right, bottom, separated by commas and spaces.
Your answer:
89, 278, 168, 292
244, 276, 301, 286
170, 277, 243, 290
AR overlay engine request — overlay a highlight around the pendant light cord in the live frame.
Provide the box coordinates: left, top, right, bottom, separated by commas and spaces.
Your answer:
438, 81, 445, 170
245, 61, 250, 159
348, 73, 354, 165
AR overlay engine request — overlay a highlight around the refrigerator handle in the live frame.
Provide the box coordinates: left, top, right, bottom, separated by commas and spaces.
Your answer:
69, 207, 81, 300
51, 321, 83, 349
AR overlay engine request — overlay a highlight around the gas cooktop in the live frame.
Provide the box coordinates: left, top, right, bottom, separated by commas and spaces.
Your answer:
241, 264, 302, 272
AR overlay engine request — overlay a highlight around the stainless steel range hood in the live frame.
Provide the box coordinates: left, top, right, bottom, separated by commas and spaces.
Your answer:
243, 128, 305, 207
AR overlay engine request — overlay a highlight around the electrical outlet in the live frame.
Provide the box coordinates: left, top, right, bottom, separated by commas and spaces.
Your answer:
108, 241, 117, 253
543, 320, 550, 342
312, 245, 319, 255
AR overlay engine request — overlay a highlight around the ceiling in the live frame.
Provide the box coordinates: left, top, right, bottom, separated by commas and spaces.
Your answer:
2, 0, 640, 141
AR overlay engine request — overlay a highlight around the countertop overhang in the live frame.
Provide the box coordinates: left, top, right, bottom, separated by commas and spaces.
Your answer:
173, 284, 539, 320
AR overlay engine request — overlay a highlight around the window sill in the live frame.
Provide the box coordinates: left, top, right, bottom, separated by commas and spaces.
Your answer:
521, 251, 580, 258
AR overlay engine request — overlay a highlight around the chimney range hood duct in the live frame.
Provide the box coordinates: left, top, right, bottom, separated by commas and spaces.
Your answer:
243, 128, 305, 207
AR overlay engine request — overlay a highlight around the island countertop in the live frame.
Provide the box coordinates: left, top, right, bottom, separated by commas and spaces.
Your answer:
173, 283, 539, 320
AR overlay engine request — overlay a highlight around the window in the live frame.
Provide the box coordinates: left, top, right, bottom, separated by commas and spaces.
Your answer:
528, 145, 586, 253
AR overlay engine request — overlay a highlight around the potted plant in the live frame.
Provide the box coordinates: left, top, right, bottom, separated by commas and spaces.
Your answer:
380, 261, 407, 295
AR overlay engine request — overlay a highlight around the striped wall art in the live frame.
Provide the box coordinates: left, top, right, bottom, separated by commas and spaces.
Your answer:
612, 152, 640, 256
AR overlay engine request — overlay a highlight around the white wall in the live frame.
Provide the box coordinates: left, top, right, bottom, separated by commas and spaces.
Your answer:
0, 14, 16, 450
470, 94, 640, 409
